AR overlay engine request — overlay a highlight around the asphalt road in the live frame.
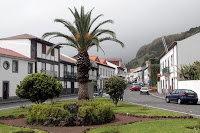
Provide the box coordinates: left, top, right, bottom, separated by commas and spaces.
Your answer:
124, 88, 200, 118
0, 96, 77, 111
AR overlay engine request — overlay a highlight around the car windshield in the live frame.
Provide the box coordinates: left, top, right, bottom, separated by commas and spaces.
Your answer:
141, 87, 148, 90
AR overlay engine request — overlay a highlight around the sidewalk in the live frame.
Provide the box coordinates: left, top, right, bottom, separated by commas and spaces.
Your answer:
149, 92, 166, 100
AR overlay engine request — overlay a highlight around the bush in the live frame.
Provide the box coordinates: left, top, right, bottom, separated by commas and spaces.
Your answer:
16, 73, 62, 103
26, 104, 70, 126
103, 76, 127, 107
77, 100, 114, 125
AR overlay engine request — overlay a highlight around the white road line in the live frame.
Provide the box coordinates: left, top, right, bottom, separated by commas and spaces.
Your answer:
124, 100, 200, 118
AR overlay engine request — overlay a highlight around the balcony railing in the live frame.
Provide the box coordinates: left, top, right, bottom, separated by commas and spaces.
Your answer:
64, 72, 77, 79
41, 70, 57, 77
162, 67, 169, 74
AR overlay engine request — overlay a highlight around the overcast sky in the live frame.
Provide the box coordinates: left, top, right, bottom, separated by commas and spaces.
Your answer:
1, 0, 200, 64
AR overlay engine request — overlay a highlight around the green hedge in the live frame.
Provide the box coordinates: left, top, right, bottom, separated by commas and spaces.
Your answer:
77, 101, 114, 125
26, 104, 70, 126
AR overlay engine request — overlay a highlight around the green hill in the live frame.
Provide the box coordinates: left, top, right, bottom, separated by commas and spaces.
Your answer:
126, 26, 200, 70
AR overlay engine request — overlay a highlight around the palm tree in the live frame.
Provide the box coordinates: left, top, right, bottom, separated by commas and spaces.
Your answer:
42, 7, 124, 100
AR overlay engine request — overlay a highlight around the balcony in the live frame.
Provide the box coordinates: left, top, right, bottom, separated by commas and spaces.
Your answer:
162, 67, 169, 74
41, 70, 57, 77
64, 72, 77, 79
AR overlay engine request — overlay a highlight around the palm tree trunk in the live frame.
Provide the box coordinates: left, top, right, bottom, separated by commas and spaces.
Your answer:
77, 51, 91, 100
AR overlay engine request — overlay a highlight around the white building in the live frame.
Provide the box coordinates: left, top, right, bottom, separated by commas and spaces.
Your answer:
159, 32, 200, 94
106, 61, 126, 78
0, 34, 60, 78
0, 47, 35, 100
89, 56, 115, 89
60, 54, 78, 95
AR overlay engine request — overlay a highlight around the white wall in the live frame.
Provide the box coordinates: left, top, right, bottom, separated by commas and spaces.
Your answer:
178, 33, 200, 68
0, 56, 35, 98
178, 80, 200, 101
37, 43, 42, 58
0, 39, 31, 58
60, 63, 64, 78
55, 48, 59, 62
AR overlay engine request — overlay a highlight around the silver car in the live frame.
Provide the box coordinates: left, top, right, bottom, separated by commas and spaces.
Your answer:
140, 87, 149, 95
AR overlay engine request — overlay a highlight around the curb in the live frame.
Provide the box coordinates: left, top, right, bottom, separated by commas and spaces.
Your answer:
149, 92, 165, 100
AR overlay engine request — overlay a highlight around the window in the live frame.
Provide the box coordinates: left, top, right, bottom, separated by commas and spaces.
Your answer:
3, 61, 10, 70
42, 44, 46, 54
64, 65, 67, 72
100, 68, 102, 75
51, 48, 54, 56
103, 69, 105, 76
51, 64, 54, 72
71, 66, 74, 73
12, 60, 18, 73
64, 81, 67, 88
42, 63, 46, 70
171, 55, 173, 66
28, 63, 33, 74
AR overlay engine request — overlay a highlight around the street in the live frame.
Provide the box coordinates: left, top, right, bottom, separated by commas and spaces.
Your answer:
1, 89, 200, 118
124, 88, 200, 118
0, 96, 77, 111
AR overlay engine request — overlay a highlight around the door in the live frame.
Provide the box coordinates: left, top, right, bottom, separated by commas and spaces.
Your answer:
71, 82, 74, 94
3, 82, 9, 100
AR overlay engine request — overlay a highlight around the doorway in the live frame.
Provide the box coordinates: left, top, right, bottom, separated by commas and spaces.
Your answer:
3, 81, 9, 100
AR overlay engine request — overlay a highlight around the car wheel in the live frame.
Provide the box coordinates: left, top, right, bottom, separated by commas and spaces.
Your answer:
193, 102, 197, 105
178, 99, 182, 104
134, 89, 137, 91
166, 98, 170, 103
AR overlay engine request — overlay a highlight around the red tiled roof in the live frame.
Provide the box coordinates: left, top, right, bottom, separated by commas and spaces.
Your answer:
130, 69, 135, 72
106, 58, 122, 62
158, 41, 177, 59
0, 34, 38, 40
89, 56, 114, 68
121, 64, 126, 69
60, 54, 76, 64
89, 56, 100, 62
99, 59, 107, 65
0, 47, 34, 60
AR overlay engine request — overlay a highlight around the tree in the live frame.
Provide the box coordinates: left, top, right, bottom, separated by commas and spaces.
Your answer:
103, 76, 127, 107
16, 73, 62, 104
42, 7, 124, 100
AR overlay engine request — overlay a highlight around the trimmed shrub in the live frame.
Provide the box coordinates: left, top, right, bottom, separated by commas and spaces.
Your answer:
77, 100, 115, 125
16, 73, 62, 104
26, 104, 70, 126
104, 76, 127, 107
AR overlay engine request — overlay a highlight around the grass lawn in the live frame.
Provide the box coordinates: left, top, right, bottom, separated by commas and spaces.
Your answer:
0, 98, 183, 118
88, 119, 200, 133
0, 124, 46, 133
0, 107, 28, 118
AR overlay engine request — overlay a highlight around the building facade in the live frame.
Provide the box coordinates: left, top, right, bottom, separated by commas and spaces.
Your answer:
159, 33, 200, 94
0, 47, 35, 100
0, 34, 60, 78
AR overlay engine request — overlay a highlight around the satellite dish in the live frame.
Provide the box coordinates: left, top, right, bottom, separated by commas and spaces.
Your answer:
162, 36, 168, 53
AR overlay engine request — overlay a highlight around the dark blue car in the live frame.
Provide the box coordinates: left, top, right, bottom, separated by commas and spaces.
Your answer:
165, 89, 198, 104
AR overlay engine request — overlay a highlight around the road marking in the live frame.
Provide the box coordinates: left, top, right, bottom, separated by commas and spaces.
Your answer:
124, 100, 200, 118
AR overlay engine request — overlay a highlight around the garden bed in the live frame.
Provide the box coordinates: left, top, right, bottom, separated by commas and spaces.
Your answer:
0, 113, 156, 133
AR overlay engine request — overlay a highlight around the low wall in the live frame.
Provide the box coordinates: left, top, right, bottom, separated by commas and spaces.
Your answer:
178, 80, 200, 101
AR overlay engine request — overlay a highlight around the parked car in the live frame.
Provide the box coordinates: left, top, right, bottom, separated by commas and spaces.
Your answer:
165, 89, 198, 104
140, 87, 149, 95
130, 85, 142, 91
